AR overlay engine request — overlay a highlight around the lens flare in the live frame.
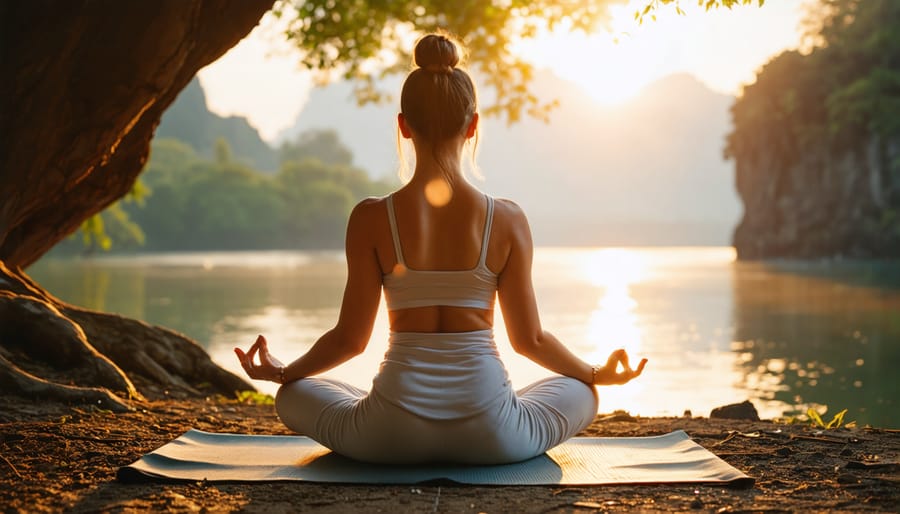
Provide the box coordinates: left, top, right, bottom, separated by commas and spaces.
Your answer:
425, 178, 452, 207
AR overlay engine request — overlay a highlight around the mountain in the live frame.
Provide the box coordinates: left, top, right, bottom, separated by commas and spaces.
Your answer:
157, 78, 278, 172
279, 71, 740, 246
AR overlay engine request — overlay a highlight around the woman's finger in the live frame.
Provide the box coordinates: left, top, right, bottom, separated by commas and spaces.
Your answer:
245, 336, 263, 364
259, 336, 272, 362
634, 358, 648, 376
606, 349, 625, 369
234, 348, 255, 376
618, 350, 632, 372
618, 358, 647, 383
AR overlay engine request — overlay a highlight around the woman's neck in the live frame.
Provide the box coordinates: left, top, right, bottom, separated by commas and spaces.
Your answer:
410, 143, 463, 181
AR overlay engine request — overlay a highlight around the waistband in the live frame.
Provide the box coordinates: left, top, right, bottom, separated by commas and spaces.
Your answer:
375, 329, 509, 420
389, 329, 493, 341
388, 330, 495, 353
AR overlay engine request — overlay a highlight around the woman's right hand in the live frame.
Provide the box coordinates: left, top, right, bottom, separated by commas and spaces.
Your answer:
235, 335, 285, 383
593, 349, 647, 386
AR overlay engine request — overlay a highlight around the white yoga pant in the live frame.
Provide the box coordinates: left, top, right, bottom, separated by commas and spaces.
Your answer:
275, 376, 598, 464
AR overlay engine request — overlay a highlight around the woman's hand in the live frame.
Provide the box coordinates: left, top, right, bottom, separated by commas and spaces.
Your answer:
593, 349, 647, 386
234, 335, 286, 383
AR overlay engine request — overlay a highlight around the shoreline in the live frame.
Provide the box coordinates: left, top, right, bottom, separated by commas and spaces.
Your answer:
2, 396, 897, 513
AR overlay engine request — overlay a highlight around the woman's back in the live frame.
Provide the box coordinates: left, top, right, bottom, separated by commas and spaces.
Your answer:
378, 183, 510, 333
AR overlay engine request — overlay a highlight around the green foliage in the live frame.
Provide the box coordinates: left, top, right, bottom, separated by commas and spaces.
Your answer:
806, 407, 855, 429
634, 0, 764, 23
728, 0, 900, 160
54, 131, 394, 255
280, 129, 354, 167
76, 181, 148, 255
234, 390, 276, 405
214, 137, 233, 165
780, 407, 857, 429
79, 215, 112, 253
275, 142, 394, 246
177, 161, 286, 249
275, 0, 762, 123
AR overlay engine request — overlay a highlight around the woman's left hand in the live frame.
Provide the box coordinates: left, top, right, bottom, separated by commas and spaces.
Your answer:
234, 335, 285, 383
593, 349, 647, 386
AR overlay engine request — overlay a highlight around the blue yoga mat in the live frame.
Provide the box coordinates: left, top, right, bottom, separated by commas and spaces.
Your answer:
118, 429, 753, 486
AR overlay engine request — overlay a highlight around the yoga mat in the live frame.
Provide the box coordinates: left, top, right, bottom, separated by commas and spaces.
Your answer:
118, 429, 753, 486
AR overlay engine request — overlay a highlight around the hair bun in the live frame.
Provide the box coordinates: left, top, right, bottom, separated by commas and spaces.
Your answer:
414, 34, 459, 74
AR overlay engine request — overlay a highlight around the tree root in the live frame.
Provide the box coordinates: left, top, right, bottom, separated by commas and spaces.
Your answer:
0, 353, 132, 412
0, 261, 252, 410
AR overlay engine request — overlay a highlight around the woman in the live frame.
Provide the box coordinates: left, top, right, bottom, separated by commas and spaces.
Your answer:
235, 33, 647, 464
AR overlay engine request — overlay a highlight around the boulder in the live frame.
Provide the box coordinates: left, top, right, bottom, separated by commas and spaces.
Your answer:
710, 400, 760, 421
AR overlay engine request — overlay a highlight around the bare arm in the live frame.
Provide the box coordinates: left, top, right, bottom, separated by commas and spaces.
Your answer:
236, 198, 383, 383
496, 201, 646, 386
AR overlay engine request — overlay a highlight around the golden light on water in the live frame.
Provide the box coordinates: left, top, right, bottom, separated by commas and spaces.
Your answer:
35, 247, 900, 425
583, 248, 648, 289
581, 248, 648, 403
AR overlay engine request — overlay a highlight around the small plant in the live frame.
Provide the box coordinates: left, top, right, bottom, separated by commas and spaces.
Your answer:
777, 407, 857, 428
235, 390, 275, 406
806, 408, 856, 429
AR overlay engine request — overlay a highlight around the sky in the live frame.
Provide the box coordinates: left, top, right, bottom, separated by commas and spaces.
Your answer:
197, 0, 811, 142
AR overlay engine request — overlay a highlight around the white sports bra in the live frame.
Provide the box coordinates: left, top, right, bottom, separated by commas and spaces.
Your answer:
382, 194, 498, 311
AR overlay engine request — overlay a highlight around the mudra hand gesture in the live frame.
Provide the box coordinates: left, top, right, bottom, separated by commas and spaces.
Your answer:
235, 335, 285, 383
592, 349, 647, 386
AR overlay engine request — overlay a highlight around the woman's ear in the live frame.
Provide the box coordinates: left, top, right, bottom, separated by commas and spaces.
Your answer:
465, 112, 479, 139
398, 113, 413, 139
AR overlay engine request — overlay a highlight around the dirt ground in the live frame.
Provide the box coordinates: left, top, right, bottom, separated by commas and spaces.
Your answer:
1, 396, 897, 513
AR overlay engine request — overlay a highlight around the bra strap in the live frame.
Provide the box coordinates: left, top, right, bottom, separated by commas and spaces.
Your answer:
385, 195, 405, 265
478, 196, 495, 267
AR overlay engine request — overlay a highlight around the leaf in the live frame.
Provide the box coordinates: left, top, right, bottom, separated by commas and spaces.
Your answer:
807, 408, 826, 428
826, 409, 848, 429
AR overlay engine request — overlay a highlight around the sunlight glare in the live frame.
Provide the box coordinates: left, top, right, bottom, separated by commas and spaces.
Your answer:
582, 248, 647, 408
588, 292, 646, 410
512, 0, 805, 106
583, 248, 648, 289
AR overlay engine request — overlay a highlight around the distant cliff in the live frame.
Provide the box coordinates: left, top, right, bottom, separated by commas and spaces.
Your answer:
727, 0, 900, 259
157, 78, 277, 172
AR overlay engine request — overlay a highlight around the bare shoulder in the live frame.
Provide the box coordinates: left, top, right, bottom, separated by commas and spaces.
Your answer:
492, 197, 529, 224
348, 196, 387, 225
346, 196, 389, 245
487, 197, 533, 273
352, 196, 385, 214
491, 197, 532, 240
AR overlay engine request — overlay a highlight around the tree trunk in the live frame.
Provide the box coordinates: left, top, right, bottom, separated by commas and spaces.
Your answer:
0, 0, 273, 408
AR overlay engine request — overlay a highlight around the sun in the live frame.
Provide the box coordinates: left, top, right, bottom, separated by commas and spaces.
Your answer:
511, 0, 805, 107
512, 1, 677, 106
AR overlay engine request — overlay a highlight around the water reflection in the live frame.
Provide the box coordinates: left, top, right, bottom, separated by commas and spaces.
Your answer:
27, 248, 900, 427
584, 248, 645, 355
583, 249, 646, 407
731, 261, 900, 427
32, 251, 349, 373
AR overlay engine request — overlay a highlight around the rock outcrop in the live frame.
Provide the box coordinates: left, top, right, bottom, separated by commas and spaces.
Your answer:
727, 1, 900, 259
732, 129, 900, 259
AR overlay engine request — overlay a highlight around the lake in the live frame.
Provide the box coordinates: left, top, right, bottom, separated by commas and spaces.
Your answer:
29, 247, 900, 428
